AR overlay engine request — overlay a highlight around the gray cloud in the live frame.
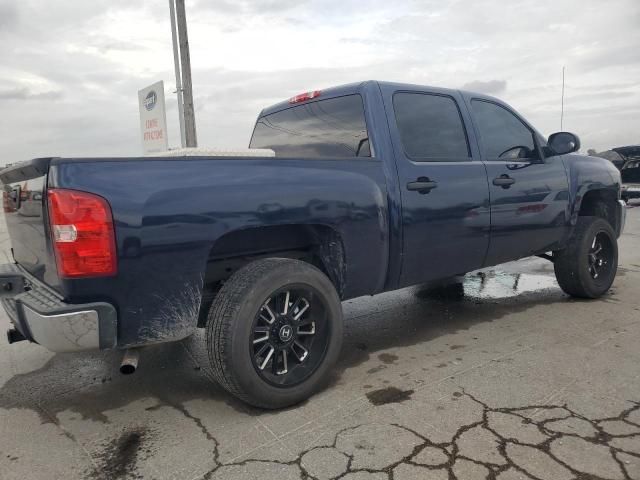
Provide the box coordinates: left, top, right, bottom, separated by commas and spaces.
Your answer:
0, 88, 63, 101
0, 2, 18, 32
461, 80, 507, 95
577, 43, 640, 70
194, 0, 305, 13
0, 0, 639, 164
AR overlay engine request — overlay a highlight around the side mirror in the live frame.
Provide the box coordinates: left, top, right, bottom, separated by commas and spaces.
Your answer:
548, 132, 580, 155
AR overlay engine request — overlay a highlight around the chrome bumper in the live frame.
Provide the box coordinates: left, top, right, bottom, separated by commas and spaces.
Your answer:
0, 263, 117, 352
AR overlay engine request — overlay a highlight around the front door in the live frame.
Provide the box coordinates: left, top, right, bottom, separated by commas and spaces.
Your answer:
381, 86, 491, 288
466, 97, 570, 266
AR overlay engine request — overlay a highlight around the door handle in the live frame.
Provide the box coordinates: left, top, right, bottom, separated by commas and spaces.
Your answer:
407, 177, 438, 194
492, 175, 515, 188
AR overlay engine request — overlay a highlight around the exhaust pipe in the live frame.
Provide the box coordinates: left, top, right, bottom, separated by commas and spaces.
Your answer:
7, 328, 27, 344
120, 349, 139, 375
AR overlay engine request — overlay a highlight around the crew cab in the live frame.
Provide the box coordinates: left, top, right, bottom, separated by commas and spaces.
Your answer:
0, 81, 625, 408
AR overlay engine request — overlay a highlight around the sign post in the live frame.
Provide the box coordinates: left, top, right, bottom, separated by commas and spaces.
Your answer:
138, 81, 169, 154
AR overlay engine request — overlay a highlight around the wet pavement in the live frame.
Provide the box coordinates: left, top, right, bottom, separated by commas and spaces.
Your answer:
1, 204, 640, 480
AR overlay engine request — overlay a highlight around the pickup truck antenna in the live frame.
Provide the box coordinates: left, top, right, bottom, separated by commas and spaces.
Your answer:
169, 0, 198, 148
560, 66, 565, 131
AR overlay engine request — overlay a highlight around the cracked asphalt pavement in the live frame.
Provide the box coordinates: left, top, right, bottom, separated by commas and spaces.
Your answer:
1, 204, 640, 480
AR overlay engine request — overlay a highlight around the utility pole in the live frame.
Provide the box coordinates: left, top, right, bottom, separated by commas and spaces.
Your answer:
170, 0, 197, 148
169, 0, 185, 147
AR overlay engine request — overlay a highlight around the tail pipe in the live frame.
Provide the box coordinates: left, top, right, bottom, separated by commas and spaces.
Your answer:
120, 348, 140, 375
7, 328, 27, 344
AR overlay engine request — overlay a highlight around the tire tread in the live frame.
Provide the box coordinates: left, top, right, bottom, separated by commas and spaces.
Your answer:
554, 216, 617, 298
206, 258, 340, 408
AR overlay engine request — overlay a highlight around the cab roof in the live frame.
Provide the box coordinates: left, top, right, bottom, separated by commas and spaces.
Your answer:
258, 80, 493, 117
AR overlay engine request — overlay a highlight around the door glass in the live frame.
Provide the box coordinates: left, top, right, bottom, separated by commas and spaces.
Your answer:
471, 100, 537, 160
393, 93, 470, 160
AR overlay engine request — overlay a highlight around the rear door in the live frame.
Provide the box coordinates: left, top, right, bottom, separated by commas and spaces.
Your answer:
380, 85, 491, 287
466, 97, 570, 266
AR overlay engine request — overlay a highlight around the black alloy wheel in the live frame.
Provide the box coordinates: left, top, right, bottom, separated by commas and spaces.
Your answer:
206, 258, 343, 409
587, 231, 614, 281
250, 287, 330, 387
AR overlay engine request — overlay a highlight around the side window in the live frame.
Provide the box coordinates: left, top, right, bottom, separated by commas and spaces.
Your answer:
249, 94, 370, 158
471, 100, 538, 160
393, 93, 470, 160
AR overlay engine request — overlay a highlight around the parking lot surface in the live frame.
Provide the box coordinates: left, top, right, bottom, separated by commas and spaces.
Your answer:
1, 204, 639, 480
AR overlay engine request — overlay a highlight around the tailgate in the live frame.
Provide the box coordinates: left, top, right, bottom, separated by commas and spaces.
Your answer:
0, 158, 58, 288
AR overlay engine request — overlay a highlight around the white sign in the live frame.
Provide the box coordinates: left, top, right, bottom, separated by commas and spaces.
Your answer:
138, 81, 168, 154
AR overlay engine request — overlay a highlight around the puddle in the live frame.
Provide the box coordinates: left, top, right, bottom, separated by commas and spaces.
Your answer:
463, 271, 559, 300
378, 353, 399, 365
366, 387, 414, 406
91, 427, 150, 479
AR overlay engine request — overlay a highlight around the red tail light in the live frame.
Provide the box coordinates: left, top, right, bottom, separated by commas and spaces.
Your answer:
288, 90, 321, 104
47, 189, 117, 278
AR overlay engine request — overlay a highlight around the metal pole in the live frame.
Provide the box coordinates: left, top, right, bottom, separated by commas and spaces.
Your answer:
169, 0, 186, 148
176, 0, 197, 147
560, 66, 565, 131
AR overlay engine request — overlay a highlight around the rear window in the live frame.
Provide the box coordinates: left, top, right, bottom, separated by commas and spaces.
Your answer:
249, 94, 371, 158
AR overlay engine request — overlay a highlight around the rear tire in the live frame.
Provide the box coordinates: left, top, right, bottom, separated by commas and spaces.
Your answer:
206, 258, 343, 409
553, 216, 618, 299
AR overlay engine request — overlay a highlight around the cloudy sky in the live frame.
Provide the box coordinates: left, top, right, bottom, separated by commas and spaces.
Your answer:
1, 0, 638, 164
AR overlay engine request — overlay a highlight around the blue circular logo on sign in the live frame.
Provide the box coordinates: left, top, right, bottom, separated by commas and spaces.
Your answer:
144, 91, 157, 111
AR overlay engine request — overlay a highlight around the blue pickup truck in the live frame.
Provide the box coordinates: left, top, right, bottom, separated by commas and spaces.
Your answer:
0, 81, 625, 408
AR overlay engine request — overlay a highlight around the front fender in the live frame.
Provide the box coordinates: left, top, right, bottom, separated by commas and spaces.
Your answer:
563, 154, 621, 226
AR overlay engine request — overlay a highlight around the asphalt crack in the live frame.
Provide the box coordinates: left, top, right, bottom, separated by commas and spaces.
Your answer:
194, 391, 640, 480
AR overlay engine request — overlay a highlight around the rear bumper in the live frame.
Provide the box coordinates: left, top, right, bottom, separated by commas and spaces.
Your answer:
0, 263, 117, 352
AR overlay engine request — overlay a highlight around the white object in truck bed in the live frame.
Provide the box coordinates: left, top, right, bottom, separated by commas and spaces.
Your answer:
148, 148, 275, 157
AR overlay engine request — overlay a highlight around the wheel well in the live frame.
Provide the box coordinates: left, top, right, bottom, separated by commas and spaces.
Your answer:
196, 225, 345, 327
578, 189, 619, 230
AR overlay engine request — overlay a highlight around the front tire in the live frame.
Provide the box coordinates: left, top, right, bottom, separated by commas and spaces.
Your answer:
206, 258, 343, 409
553, 216, 618, 299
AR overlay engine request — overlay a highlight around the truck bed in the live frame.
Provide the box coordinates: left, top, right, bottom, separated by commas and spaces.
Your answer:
1, 155, 389, 347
